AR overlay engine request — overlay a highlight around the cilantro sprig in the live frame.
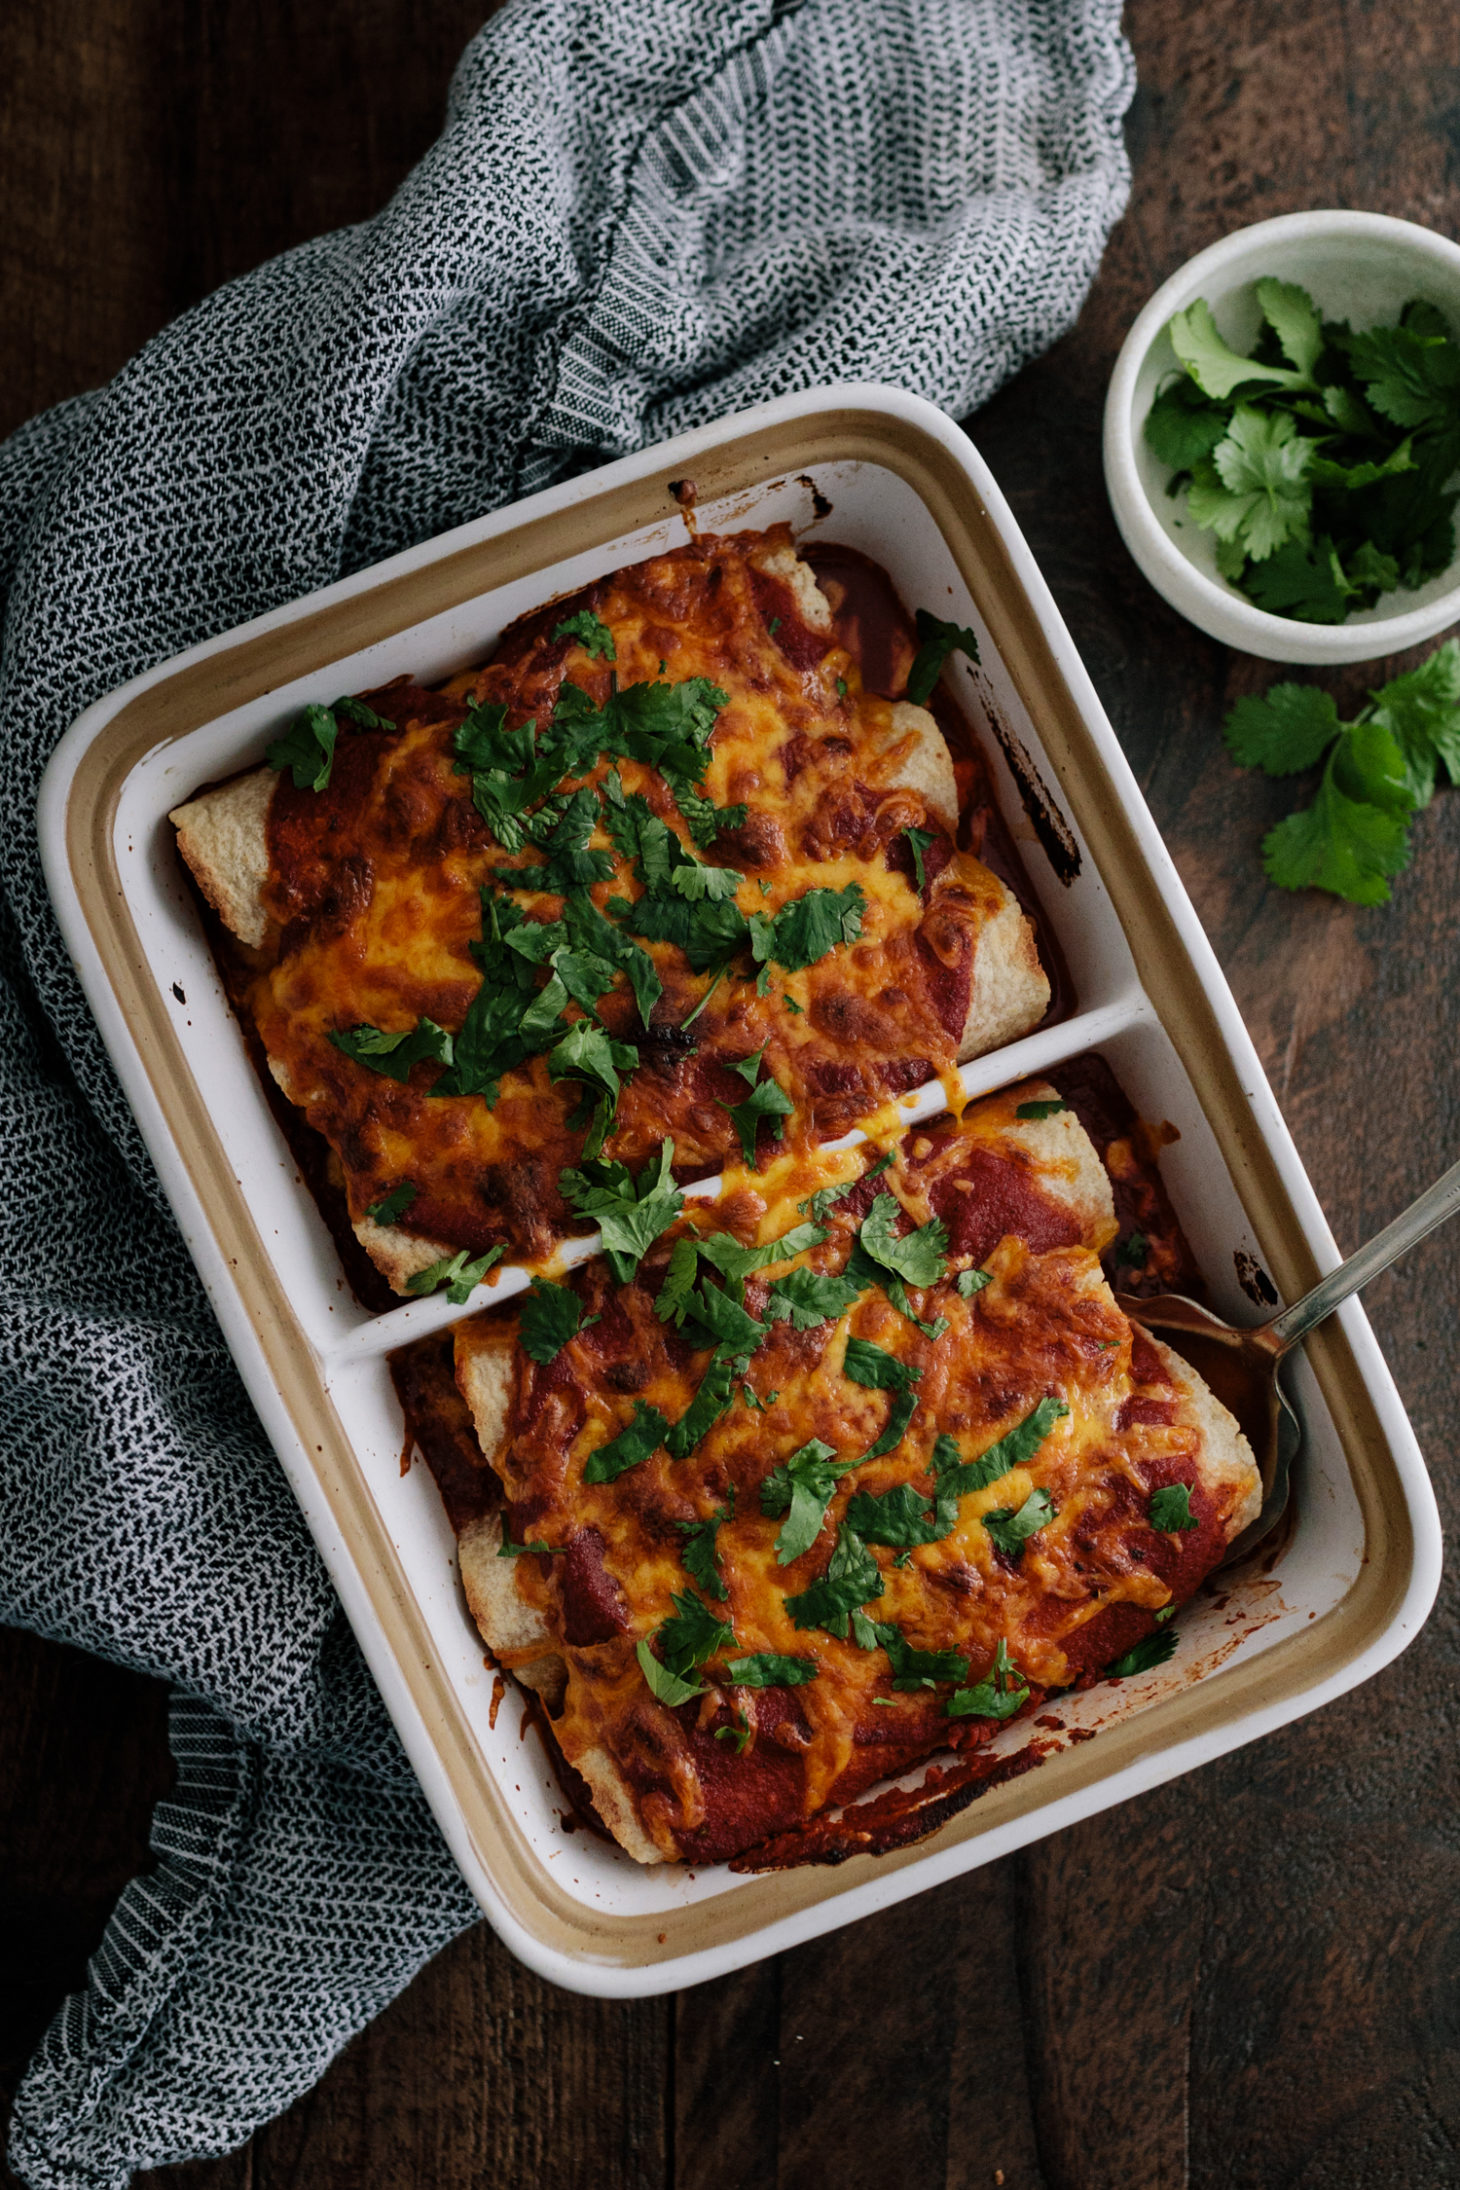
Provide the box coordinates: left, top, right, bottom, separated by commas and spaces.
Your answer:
1222, 641, 1460, 903
1150, 282, 1460, 623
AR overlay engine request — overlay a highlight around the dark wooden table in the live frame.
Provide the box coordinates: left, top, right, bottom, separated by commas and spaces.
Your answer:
4, 4, 1458, 2184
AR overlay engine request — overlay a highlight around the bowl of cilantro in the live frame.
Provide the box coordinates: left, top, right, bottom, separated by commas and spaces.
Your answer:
1103, 209, 1460, 662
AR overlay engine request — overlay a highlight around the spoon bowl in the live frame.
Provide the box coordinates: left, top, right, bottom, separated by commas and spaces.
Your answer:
1114, 1150, 1460, 1563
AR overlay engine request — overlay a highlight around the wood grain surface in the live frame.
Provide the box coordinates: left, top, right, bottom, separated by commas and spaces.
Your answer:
3, 4, 1458, 2186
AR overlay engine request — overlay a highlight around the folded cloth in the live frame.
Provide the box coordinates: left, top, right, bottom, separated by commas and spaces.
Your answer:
0, 1, 1133, 2180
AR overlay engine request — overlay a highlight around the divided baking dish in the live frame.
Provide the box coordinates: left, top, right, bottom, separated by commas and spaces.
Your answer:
37, 384, 1441, 1996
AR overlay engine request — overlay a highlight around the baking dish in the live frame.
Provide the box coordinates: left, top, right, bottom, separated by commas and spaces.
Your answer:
37, 384, 1441, 1995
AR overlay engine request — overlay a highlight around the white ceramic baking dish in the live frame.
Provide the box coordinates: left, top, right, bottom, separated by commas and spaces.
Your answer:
37, 384, 1441, 1996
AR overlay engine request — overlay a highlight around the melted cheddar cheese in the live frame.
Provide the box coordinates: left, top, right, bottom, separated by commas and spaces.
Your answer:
243, 528, 1036, 1266
455, 1085, 1251, 1866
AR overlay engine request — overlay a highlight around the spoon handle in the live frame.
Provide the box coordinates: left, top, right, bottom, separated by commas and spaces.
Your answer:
1262, 1154, 1460, 1354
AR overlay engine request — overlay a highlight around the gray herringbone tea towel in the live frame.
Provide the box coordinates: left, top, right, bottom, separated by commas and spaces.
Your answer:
0, 3, 1133, 2181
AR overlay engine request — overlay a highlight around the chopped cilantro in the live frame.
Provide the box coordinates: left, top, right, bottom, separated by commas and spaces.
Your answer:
955, 1267, 992, 1299
654, 1236, 703, 1327
855, 1192, 949, 1289
583, 1401, 669, 1484
842, 1337, 922, 1392
329, 1017, 454, 1083
547, 1020, 638, 1157
785, 1526, 884, 1639
903, 825, 935, 891
638, 1589, 737, 1703
906, 610, 980, 705
1114, 1231, 1149, 1269
845, 1479, 949, 1548
861, 1619, 969, 1691
266, 703, 338, 791
718, 1047, 795, 1167
749, 883, 866, 971
496, 1531, 566, 1558
760, 1438, 860, 1565
763, 1266, 862, 1330
715, 1710, 752, 1752
946, 1638, 1030, 1720
365, 1181, 417, 1226
849, 1402, 1067, 1549
935, 1401, 1069, 1499
665, 1357, 738, 1459
404, 1246, 503, 1304
636, 1642, 704, 1709
518, 1278, 589, 1364
1015, 1099, 1068, 1121
1155, 1603, 1177, 1624
695, 1220, 827, 1283
683, 1277, 767, 1361
982, 1486, 1057, 1559
678, 1493, 734, 1600
333, 694, 393, 731
1149, 1482, 1199, 1533
853, 1387, 918, 1464
559, 1143, 683, 1282
553, 609, 616, 660
1108, 1628, 1180, 1679
836, 676, 848, 699
723, 1653, 818, 1687
801, 1148, 893, 1222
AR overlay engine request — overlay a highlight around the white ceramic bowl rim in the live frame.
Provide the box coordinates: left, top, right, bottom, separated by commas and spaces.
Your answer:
1106, 209, 1460, 657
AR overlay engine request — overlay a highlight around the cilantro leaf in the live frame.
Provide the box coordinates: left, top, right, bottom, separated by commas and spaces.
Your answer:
553, 609, 616, 660
785, 1526, 884, 1639
1115, 1230, 1149, 1269
856, 1192, 949, 1290
685, 1278, 767, 1361
266, 703, 338, 791
1143, 376, 1230, 470
723, 1653, 818, 1687
861, 1620, 969, 1691
403, 1246, 504, 1304
619, 888, 750, 972
763, 1266, 862, 1330
936, 1401, 1068, 1498
329, 1018, 453, 1083
583, 1401, 669, 1484
559, 1143, 684, 1283
1149, 1481, 1199, 1533
1255, 276, 1325, 378
665, 1357, 738, 1459
1261, 768, 1411, 905
518, 1278, 588, 1364
695, 1220, 828, 1283
655, 1589, 737, 1684
760, 1438, 858, 1564
844, 1480, 951, 1548
842, 1337, 922, 1392
564, 892, 662, 1027
903, 825, 935, 891
333, 694, 394, 731
1330, 718, 1416, 816
636, 1641, 705, 1709
955, 1267, 991, 1298
844, 1238, 948, 1338
946, 1638, 1030, 1720
750, 884, 866, 971
670, 861, 743, 903
548, 1020, 638, 1156
1223, 684, 1342, 775
497, 1531, 564, 1558
1345, 319, 1460, 433
365, 1181, 417, 1226
905, 610, 981, 705
801, 1149, 893, 1222
854, 1387, 919, 1464
982, 1486, 1057, 1559
1188, 408, 1313, 562
1239, 535, 1354, 624
1366, 638, 1460, 803
678, 1494, 734, 1601
655, 1236, 703, 1327
1167, 297, 1314, 401
718, 1048, 795, 1167
1015, 1099, 1068, 1121
1108, 1627, 1180, 1679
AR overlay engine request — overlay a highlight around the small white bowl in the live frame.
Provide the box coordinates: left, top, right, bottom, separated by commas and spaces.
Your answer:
1103, 210, 1460, 664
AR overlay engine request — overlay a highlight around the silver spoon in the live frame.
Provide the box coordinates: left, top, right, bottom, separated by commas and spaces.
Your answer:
1115, 1154, 1460, 1560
